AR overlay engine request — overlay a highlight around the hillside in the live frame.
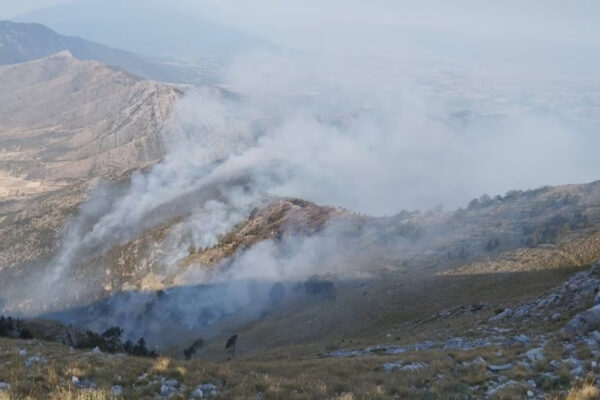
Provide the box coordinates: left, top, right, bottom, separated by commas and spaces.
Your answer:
0, 51, 178, 183
2, 1, 600, 398
1, 213, 600, 399
0, 52, 178, 274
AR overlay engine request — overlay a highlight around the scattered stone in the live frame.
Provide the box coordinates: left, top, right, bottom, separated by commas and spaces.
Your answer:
384, 346, 407, 354
163, 379, 179, 387
584, 337, 598, 350
413, 341, 435, 351
18, 349, 27, 355
137, 372, 149, 380
159, 379, 187, 398
328, 349, 364, 358
564, 305, 600, 335
111, 385, 123, 396
91, 346, 102, 354
486, 380, 518, 396
490, 308, 512, 322
473, 356, 487, 365
191, 387, 204, 398
197, 383, 218, 397
488, 363, 513, 372
527, 390, 534, 398
513, 334, 530, 344
572, 365, 584, 377
72, 376, 96, 389
525, 348, 545, 362
24, 355, 46, 367
0, 382, 10, 391
160, 384, 177, 397
382, 360, 403, 372
550, 360, 561, 369
550, 312, 561, 320
400, 362, 428, 371
564, 357, 585, 377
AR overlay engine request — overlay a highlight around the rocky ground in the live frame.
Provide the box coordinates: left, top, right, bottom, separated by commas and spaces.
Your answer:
0, 262, 599, 399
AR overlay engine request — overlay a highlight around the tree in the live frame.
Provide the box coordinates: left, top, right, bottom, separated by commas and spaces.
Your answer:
225, 334, 238, 359
101, 326, 123, 342
123, 340, 133, 354
133, 338, 148, 356
19, 328, 33, 339
184, 338, 205, 360
0, 316, 7, 336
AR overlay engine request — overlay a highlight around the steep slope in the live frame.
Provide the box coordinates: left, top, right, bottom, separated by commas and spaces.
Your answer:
0, 51, 178, 183
2, 195, 600, 399
4, 178, 599, 353
0, 20, 211, 84
0, 52, 178, 275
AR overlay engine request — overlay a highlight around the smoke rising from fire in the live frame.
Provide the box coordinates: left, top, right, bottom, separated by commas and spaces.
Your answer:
7, 43, 600, 348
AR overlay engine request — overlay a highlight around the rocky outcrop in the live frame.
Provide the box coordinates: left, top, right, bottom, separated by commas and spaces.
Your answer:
565, 304, 600, 335
489, 261, 600, 323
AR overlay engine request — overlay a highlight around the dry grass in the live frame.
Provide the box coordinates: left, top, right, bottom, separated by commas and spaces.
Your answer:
565, 381, 600, 400
1, 334, 599, 400
0, 338, 500, 399
0, 337, 557, 399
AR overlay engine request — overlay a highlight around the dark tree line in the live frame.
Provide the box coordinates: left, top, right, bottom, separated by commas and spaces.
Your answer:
0, 317, 156, 358
0, 315, 33, 339
81, 326, 157, 358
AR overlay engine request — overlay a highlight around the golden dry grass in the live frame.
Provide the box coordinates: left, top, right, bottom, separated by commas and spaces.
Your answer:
2, 336, 595, 400
565, 381, 600, 400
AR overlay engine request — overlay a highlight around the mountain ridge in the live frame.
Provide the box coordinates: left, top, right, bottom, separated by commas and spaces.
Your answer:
0, 20, 212, 83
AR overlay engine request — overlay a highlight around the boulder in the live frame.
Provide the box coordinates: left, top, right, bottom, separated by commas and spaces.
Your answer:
488, 363, 513, 372
564, 304, 600, 335
111, 385, 123, 396
524, 348, 545, 362
198, 383, 218, 397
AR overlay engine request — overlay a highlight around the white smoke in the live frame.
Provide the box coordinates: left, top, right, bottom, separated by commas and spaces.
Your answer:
10, 45, 600, 347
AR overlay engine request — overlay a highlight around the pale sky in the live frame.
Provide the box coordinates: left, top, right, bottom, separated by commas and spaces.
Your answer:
2, 0, 600, 49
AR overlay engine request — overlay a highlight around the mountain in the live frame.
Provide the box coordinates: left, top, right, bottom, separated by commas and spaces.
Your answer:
3, 182, 600, 398
0, 51, 178, 273
0, 50, 178, 182
15, 0, 275, 58
0, 20, 211, 83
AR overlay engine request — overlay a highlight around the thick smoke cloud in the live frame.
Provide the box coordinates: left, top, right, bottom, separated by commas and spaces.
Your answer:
7, 27, 600, 348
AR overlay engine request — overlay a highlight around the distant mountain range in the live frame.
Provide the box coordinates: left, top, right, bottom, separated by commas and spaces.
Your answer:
0, 20, 212, 83
15, 0, 275, 59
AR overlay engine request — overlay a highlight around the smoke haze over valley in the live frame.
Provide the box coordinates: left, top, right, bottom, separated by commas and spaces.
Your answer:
1, 2, 600, 399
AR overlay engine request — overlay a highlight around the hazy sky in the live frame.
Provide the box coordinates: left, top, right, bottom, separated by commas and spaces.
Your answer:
3, 0, 600, 49
2, 0, 600, 213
